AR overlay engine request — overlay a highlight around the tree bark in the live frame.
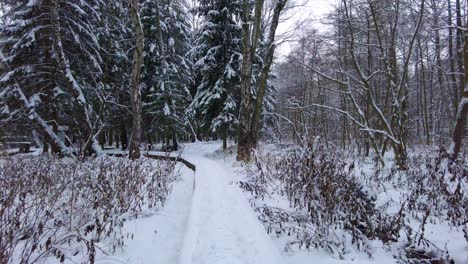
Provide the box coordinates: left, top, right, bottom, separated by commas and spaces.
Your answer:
128, 0, 144, 159
237, 0, 265, 161
418, 38, 430, 145
455, 0, 465, 106
448, 0, 459, 116
250, 0, 287, 148
108, 128, 113, 147
172, 133, 178, 151
222, 127, 228, 151
450, 14, 467, 159
121, 122, 128, 150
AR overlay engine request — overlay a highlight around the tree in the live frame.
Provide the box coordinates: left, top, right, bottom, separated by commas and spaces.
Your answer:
128, 0, 145, 159
143, 0, 193, 151
237, 0, 265, 161
249, 0, 287, 149
98, 0, 132, 151
304, 0, 425, 169
449, 13, 467, 159
190, 0, 242, 150
237, 0, 288, 161
0, 0, 106, 156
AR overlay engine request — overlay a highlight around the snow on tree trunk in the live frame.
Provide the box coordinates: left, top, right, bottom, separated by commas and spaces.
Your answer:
237, 0, 264, 161
129, 0, 144, 160
449, 16, 467, 159
249, 0, 287, 148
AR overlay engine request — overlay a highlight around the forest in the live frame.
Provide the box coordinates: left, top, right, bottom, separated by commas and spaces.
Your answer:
0, 0, 467, 263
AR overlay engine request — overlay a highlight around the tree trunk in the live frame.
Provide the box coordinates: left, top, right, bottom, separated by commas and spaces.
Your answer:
237, 0, 264, 161
99, 130, 105, 149
43, 138, 49, 154
448, 0, 459, 116
50, 112, 62, 155
418, 38, 430, 145
450, 15, 467, 159
223, 128, 227, 151
172, 133, 178, 151
115, 128, 120, 149
108, 128, 113, 147
250, 0, 287, 148
121, 123, 128, 150
128, 0, 144, 159
455, 0, 465, 106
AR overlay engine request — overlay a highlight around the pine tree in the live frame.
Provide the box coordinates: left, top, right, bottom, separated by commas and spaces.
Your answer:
190, 0, 242, 148
98, 0, 132, 150
142, 0, 193, 150
0, 0, 105, 155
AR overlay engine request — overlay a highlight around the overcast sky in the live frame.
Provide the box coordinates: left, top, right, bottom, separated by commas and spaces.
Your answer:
276, 0, 336, 58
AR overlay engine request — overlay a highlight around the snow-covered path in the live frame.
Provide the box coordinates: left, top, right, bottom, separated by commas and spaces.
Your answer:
179, 143, 283, 264
96, 142, 283, 264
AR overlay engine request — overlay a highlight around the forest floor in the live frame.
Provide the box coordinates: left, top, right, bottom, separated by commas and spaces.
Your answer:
5, 141, 465, 263
96, 141, 408, 264
96, 141, 284, 264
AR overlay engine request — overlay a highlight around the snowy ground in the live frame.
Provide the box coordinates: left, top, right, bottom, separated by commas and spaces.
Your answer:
96, 163, 194, 264
93, 141, 283, 264
179, 142, 283, 264
101, 141, 398, 264
19, 141, 464, 263
95, 142, 411, 263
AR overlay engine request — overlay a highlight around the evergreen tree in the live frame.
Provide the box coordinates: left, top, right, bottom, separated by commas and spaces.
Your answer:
0, 0, 105, 155
142, 0, 193, 150
97, 0, 132, 150
190, 0, 242, 147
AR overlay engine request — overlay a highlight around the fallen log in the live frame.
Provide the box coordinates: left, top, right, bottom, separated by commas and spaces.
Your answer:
107, 152, 196, 172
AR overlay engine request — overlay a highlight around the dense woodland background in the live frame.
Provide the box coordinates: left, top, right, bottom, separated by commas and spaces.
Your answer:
0, 1, 467, 263
0, 0, 466, 165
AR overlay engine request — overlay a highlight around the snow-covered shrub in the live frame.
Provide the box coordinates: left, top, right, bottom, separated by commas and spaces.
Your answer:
241, 145, 381, 258
241, 145, 467, 262
405, 150, 467, 228
0, 156, 177, 263
389, 150, 467, 263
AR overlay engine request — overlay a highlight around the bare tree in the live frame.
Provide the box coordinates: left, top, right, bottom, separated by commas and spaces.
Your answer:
249, 0, 288, 149
237, 0, 264, 161
449, 13, 467, 159
237, 0, 289, 161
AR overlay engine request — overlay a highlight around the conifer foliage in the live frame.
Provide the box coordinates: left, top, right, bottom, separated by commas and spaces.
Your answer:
0, 0, 280, 155
190, 0, 242, 145
142, 0, 193, 150
0, 0, 105, 155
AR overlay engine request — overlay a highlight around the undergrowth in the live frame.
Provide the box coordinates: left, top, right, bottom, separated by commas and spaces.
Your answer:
0, 155, 178, 263
239, 144, 467, 263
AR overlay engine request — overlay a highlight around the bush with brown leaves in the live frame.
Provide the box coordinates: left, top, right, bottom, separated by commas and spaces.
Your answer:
0, 155, 177, 263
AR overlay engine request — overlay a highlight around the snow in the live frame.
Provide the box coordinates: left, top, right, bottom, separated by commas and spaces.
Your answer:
97, 164, 195, 264
149, 43, 156, 53
7, 142, 464, 264
163, 103, 171, 115
179, 144, 283, 264
0, 70, 14, 83
26, 0, 40, 7
89, 142, 284, 264
175, 143, 400, 264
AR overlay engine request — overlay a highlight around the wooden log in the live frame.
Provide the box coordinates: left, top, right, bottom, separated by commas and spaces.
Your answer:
107, 153, 196, 172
